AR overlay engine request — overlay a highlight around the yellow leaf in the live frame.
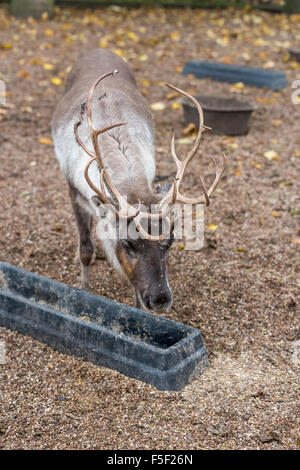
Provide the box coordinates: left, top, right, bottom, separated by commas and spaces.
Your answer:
139, 78, 150, 87
290, 60, 299, 71
235, 169, 242, 175
39, 137, 53, 145
50, 77, 62, 86
166, 92, 178, 100
127, 31, 139, 42
241, 52, 251, 62
176, 137, 195, 145
282, 53, 290, 63
221, 56, 233, 64
41, 12, 48, 21
183, 123, 196, 136
170, 31, 180, 41
208, 223, 218, 231
271, 211, 281, 218
150, 102, 165, 111
99, 39, 108, 48
256, 97, 276, 104
0, 43, 12, 49
112, 49, 127, 60
264, 61, 275, 69
176, 66, 183, 73
138, 54, 148, 61
251, 161, 262, 169
44, 28, 54, 36
17, 70, 30, 79
172, 102, 182, 110
264, 150, 279, 161
272, 119, 282, 127
254, 38, 267, 46
237, 247, 248, 252
232, 82, 245, 90
177, 243, 185, 250
43, 63, 54, 70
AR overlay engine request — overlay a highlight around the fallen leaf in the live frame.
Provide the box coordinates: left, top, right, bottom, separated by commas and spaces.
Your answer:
208, 223, 218, 231
172, 102, 182, 110
290, 208, 300, 217
264, 60, 275, 69
271, 211, 281, 218
17, 70, 31, 79
290, 238, 300, 244
0, 43, 12, 49
50, 77, 62, 86
264, 150, 279, 161
170, 31, 180, 41
251, 162, 262, 169
150, 102, 165, 111
39, 137, 53, 145
166, 92, 178, 100
138, 78, 150, 87
138, 54, 148, 61
232, 82, 245, 89
237, 247, 248, 252
176, 137, 195, 145
256, 97, 276, 104
44, 28, 54, 36
183, 123, 197, 136
221, 56, 233, 64
43, 63, 54, 70
127, 31, 139, 42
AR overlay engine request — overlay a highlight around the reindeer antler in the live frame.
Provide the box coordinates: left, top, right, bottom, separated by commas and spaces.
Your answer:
74, 73, 227, 242
158, 83, 227, 210
74, 70, 167, 241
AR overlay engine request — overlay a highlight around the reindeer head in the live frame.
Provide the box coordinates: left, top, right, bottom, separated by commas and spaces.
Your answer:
74, 71, 226, 312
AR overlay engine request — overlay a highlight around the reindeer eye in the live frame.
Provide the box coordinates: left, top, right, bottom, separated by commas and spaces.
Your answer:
120, 239, 136, 256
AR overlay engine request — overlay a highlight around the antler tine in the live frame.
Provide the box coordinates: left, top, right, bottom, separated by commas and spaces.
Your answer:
99, 169, 142, 220
175, 153, 227, 205
84, 158, 109, 204
170, 127, 181, 172
135, 221, 164, 242
165, 83, 207, 181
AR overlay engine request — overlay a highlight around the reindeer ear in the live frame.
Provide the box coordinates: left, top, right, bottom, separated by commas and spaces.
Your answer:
91, 195, 102, 207
156, 181, 173, 195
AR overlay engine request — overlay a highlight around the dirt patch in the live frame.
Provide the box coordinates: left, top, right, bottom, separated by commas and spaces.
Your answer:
0, 5, 299, 449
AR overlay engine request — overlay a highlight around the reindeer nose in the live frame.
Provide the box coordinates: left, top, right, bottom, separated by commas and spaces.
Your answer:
150, 292, 172, 311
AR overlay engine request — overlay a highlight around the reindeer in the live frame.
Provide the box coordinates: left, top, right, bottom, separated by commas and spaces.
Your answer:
51, 49, 226, 312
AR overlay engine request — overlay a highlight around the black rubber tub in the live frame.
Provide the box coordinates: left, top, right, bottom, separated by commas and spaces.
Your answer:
0, 262, 209, 391
181, 95, 256, 136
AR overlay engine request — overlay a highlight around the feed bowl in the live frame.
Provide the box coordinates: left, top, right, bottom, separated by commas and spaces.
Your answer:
181, 95, 256, 136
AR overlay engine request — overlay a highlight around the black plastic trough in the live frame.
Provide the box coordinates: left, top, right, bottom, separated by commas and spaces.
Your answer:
181, 95, 255, 135
183, 61, 288, 90
0, 262, 208, 391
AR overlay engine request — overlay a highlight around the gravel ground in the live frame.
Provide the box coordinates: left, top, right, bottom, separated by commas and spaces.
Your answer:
0, 5, 299, 450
